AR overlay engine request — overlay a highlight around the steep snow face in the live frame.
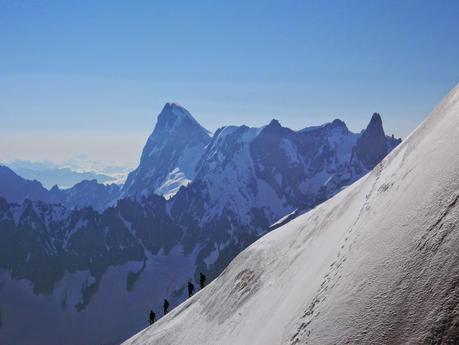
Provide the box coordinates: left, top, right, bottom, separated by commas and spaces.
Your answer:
193, 125, 271, 224
122, 103, 211, 199
123, 85, 459, 345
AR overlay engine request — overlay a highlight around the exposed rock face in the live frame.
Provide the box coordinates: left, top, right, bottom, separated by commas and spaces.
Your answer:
352, 112, 401, 171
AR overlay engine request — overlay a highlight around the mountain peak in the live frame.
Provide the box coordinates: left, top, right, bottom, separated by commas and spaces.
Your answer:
268, 119, 282, 128
330, 118, 349, 132
352, 112, 390, 170
122, 103, 211, 199
260, 119, 291, 137
366, 112, 383, 134
165, 101, 181, 108
163, 102, 187, 114
331, 118, 346, 127
159, 102, 193, 123
370, 111, 382, 122
156, 102, 209, 135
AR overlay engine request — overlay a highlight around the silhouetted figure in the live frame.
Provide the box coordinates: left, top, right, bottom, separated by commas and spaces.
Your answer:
188, 281, 195, 297
163, 299, 170, 315
200, 272, 206, 289
149, 310, 156, 325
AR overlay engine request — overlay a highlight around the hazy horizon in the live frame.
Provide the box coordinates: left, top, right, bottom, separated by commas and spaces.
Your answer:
0, 100, 419, 171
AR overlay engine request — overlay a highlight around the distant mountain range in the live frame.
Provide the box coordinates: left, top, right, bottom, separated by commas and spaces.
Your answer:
0, 166, 120, 211
5, 160, 117, 189
0, 104, 401, 345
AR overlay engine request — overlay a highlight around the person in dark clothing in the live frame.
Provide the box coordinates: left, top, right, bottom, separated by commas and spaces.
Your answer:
200, 272, 206, 289
163, 299, 170, 315
149, 310, 156, 325
188, 281, 195, 297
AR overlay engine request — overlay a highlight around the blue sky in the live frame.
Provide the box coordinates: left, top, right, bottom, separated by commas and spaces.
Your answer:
1, 0, 458, 167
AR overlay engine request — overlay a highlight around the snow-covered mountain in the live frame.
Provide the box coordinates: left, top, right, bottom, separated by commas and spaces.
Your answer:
48, 180, 121, 211
122, 102, 211, 199
123, 85, 459, 345
170, 113, 400, 244
0, 105, 401, 344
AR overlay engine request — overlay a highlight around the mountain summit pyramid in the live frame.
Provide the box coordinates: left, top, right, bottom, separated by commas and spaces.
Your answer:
352, 112, 391, 170
122, 103, 211, 199
123, 85, 459, 344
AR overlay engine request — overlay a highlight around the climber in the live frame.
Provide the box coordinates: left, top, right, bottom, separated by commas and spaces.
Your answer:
163, 299, 170, 315
188, 281, 195, 297
149, 310, 156, 325
200, 272, 206, 289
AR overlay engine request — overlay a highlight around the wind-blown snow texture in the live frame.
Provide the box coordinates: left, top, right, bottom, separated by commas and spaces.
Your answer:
123, 85, 459, 345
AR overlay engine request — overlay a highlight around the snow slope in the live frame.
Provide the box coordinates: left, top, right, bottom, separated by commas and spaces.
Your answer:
123, 85, 459, 345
